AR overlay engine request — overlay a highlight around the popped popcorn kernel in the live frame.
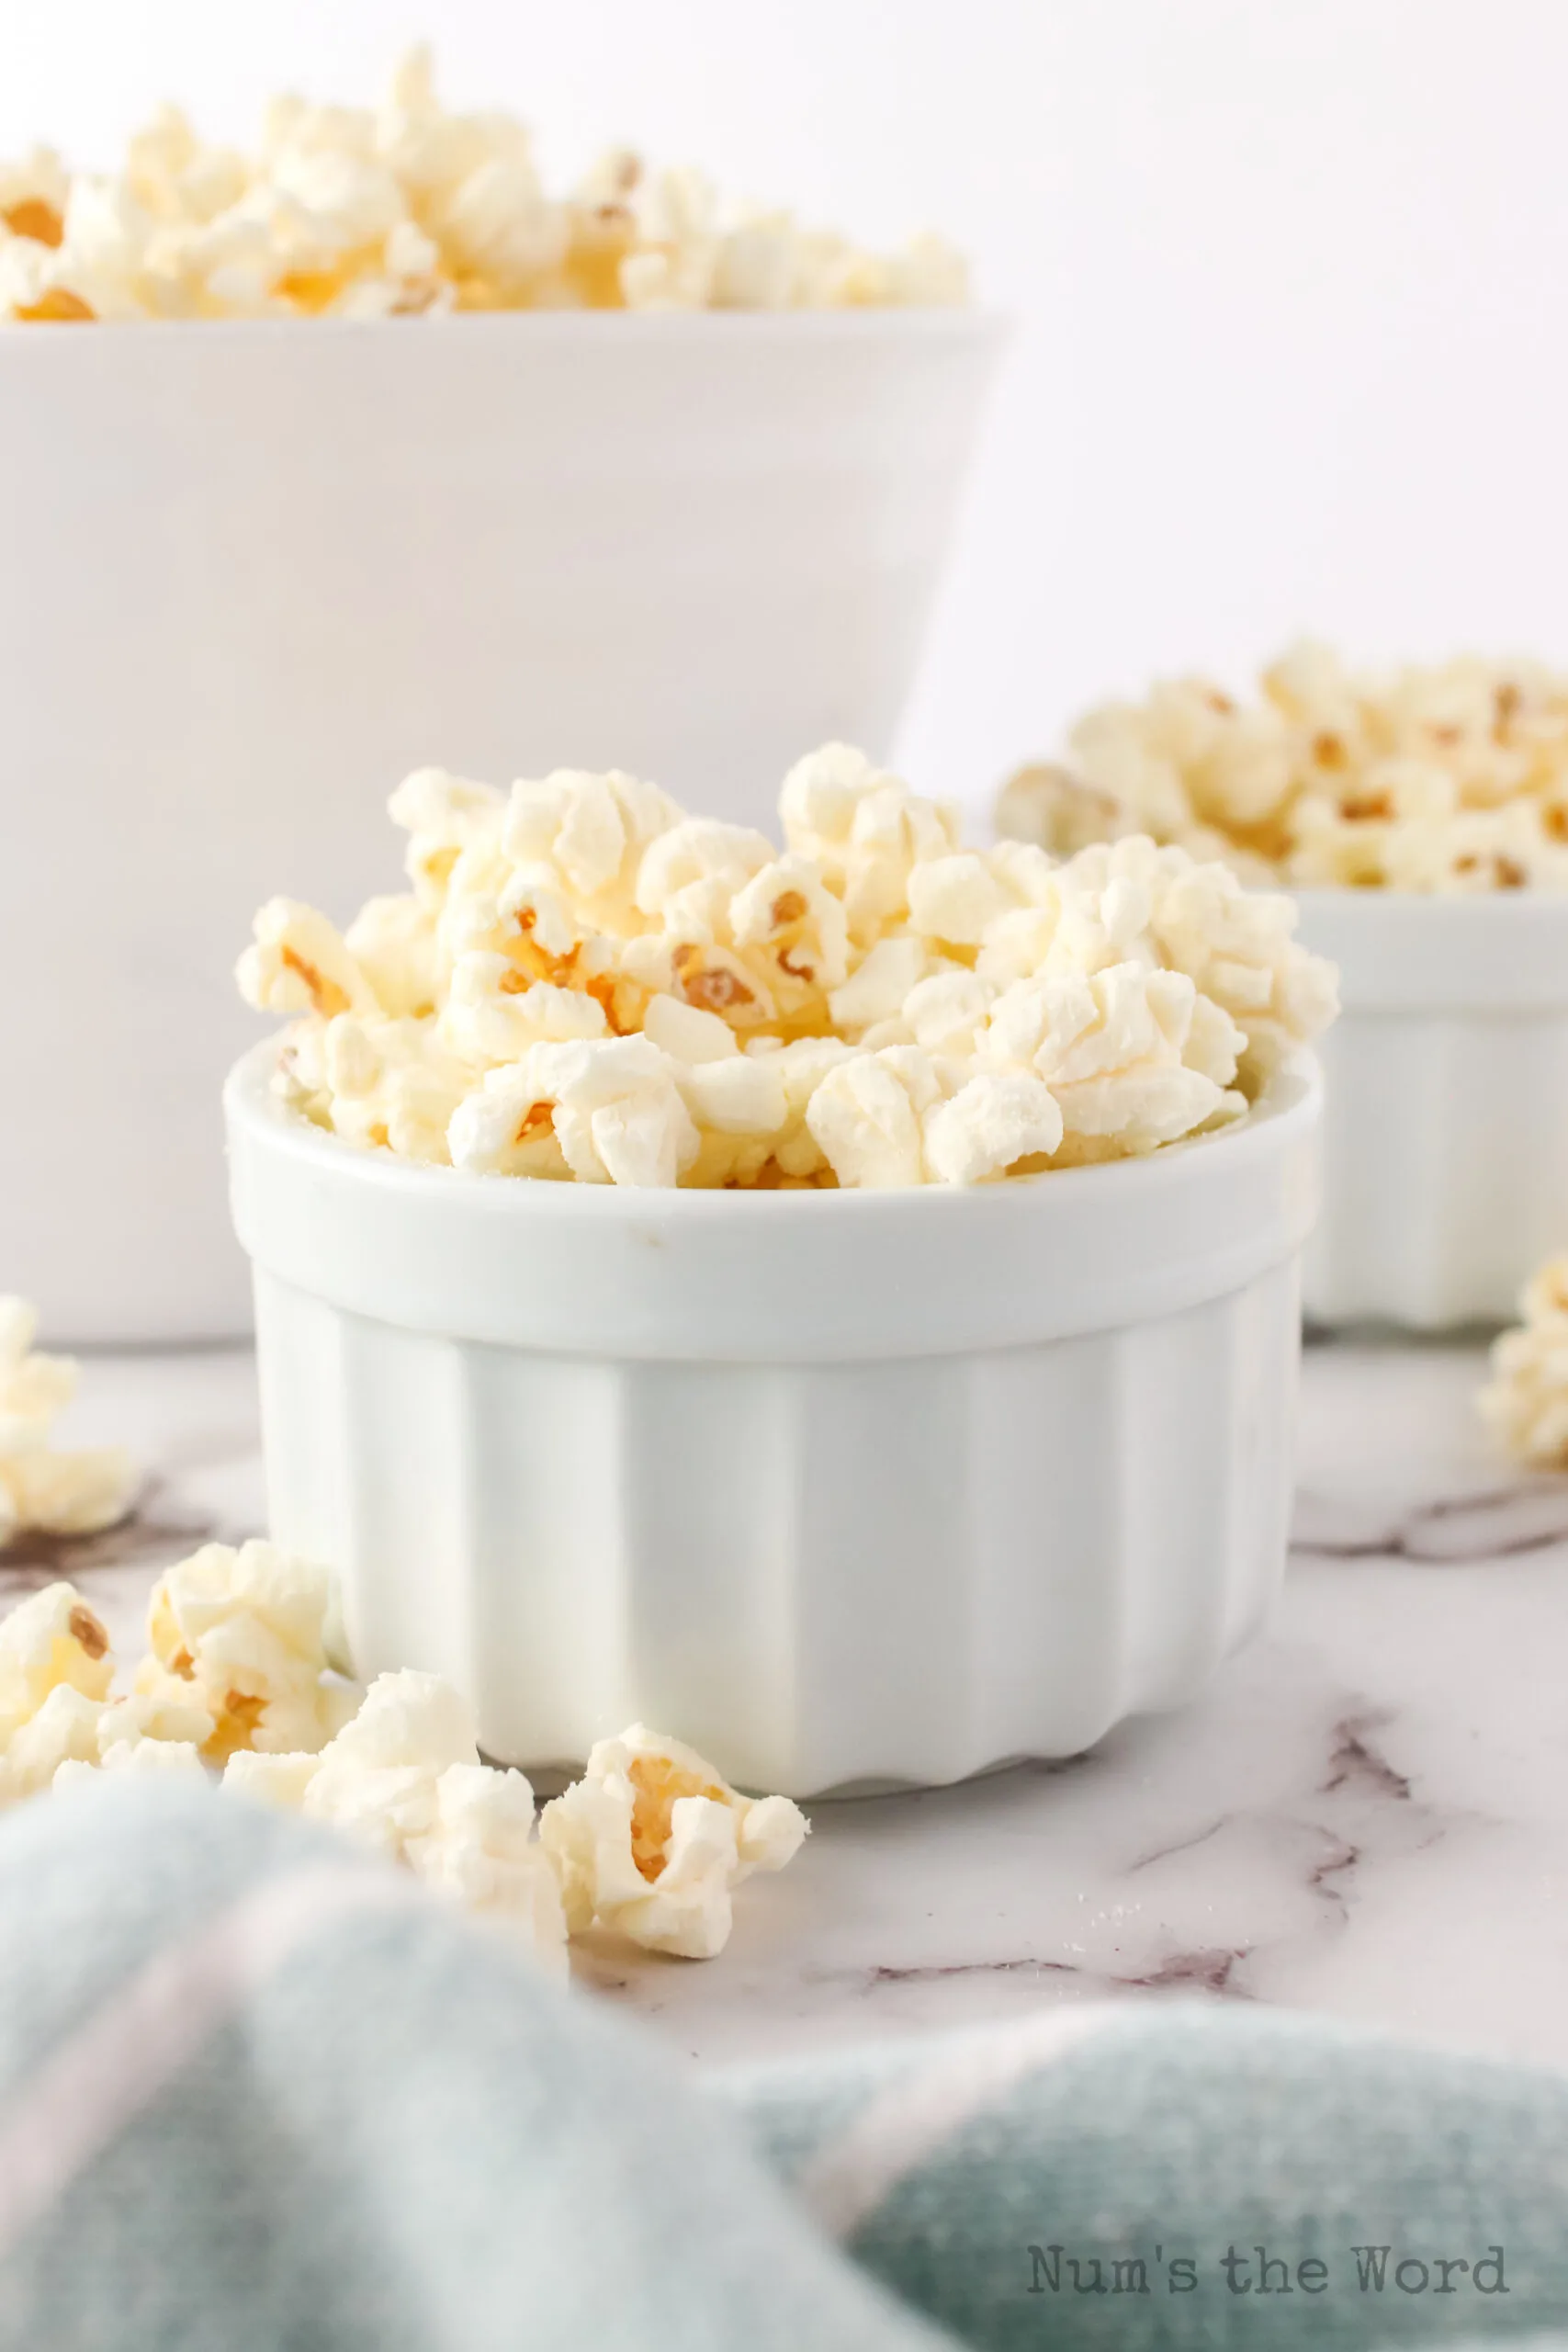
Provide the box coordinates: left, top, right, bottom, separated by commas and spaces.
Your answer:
539, 1723, 807, 1960
244, 745, 1335, 1191
0, 1579, 112, 1719
0, 1299, 138, 1549
142, 1540, 344, 1761
1480, 1254, 1568, 1465
223, 1668, 569, 1975
0, 51, 967, 326
1002, 645, 1568, 894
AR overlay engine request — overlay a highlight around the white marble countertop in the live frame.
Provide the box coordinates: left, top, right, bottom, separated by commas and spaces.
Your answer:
8, 1337, 1565, 2069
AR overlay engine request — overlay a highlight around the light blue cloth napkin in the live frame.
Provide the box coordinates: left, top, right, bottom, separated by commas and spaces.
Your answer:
0, 1779, 1562, 2352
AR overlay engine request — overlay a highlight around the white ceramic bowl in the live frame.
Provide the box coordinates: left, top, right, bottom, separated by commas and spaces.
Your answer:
1, 311, 1003, 1344
226, 1039, 1322, 1797
1294, 890, 1568, 1329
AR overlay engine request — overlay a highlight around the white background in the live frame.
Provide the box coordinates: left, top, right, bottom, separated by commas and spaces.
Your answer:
12, 0, 1568, 813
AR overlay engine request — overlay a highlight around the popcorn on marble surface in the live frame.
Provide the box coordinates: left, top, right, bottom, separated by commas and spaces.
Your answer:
141, 1540, 347, 1761
999, 645, 1568, 894
223, 1668, 570, 1977
0, 1569, 805, 1973
0, 1581, 110, 1729
539, 1722, 807, 1960
1480, 1256, 1568, 1466
0, 1299, 138, 1550
0, 47, 968, 324
242, 745, 1337, 1192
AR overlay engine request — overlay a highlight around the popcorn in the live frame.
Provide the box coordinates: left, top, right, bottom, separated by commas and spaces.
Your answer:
2, 1681, 107, 1799
237, 899, 377, 1022
141, 1540, 345, 1762
0, 1300, 137, 1549
55, 1736, 209, 1797
1001, 645, 1568, 893
540, 1724, 807, 1960
1, 49, 968, 324
223, 1668, 570, 1978
0, 1571, 806, 1971
0, 1579, 112, 1739
1480, 1256, 1568, 1465
244, 742, 1336, 1191
448, 1036, 700, 1186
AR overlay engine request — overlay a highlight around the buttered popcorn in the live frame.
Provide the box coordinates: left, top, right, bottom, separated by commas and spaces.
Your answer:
1479, 1257, 1568, 1466
999, 645, 1568, 892
0, 1298, 137, 1549
0, 47, 967, 325
240, 749, 1337, 1190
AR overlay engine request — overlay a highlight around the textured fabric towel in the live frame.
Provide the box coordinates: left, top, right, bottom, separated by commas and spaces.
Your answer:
0, 1778, 1562, 2351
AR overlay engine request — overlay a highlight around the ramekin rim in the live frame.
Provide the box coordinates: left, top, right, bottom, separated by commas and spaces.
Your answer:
224, 1035, 1322, 1221
1291, 883, 1568, 916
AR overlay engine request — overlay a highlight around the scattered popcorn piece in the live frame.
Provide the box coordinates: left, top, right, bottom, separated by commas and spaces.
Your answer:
540, 1722, 807, 1960
245, 745, 1336, 1190
1000, 645, 1568, 892
0, 49, 967, 325
0, 1300, 138, 1549
1480, 1256, 1568, 1465
0, 1580, 113, 1741
223, 1668, 569, 1978
141, 1540, 344, 1761
412, 1762, 570, 1971
4, 1684, 107, 1800
0, 1564, 803, 1973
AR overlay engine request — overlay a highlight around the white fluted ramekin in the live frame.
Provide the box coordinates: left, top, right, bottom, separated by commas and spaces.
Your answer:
1294, 891, 1568, 1329
226, 1039, 1321, 1796
2, 311, 1002, 1343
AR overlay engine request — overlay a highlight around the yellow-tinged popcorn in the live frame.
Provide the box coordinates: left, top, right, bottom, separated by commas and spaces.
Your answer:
1002, 645, 1568, 893
1480, 1256, 1568, 1465
243, 749, 1337, 1192
0, 48, 967, 326
0, 1300, 137, 1549
539, 1723, 807, 1961
0, 1581, 113, 1741
142, 1540, 344, 1761
223, 1669, 569, 1977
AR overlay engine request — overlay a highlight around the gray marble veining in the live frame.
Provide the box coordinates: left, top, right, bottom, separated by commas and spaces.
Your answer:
6, 1340, 1560, 2068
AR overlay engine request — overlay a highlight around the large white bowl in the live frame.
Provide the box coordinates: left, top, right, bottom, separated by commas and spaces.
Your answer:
1295, 890, 1568, 1328
226, 1040, 1321, 1797
1, 311, 1003, 1343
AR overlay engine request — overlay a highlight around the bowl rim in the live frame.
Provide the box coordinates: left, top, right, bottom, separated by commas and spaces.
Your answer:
225, 1032, 1321, 1226
1292, 883, 1568, 917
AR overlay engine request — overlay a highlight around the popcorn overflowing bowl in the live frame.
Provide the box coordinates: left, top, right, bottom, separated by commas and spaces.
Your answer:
223, 745, 1333, 1796
0, 54, 1000, 1344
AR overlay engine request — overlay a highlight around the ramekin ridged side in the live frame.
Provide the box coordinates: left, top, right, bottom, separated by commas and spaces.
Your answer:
1294, 892, 1568, 1329
227, 1042, 1322, 1796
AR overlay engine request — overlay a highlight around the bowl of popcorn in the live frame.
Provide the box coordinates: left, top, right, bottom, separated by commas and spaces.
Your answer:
0, 48, 998, 1347
225, 744, 1333, 1796
998, 643, 1568, 1330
